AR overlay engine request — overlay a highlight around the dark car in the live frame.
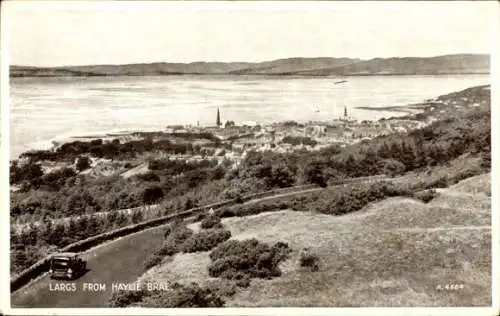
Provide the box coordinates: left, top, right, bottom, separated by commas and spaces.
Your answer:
49, 252, 87, 280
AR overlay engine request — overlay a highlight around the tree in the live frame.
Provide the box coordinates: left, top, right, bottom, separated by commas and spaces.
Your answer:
413, 142, 427, 169
377, 142, 391, 159
75, 216, 89, 239
49, 222, 67, 247
344, 154, 358, 177
305, 161, 327, 188
268, 163, 295, 188
400, 141, 417, 170
86, 215, 101, 237
389, 142, 402, 161
143, 186, 165, 205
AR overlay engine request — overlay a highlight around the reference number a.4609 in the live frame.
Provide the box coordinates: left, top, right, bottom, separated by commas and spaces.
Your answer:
436, 284, 465, 291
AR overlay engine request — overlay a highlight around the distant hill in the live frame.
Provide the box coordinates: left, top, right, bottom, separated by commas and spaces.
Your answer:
10, 54, 489, 77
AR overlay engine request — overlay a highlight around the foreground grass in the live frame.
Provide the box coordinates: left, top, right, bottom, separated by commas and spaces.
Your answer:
137, 173, 491, 307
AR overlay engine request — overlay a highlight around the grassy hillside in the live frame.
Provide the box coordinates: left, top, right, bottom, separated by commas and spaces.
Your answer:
10, 54, 489, 77
134, 172, 491, 307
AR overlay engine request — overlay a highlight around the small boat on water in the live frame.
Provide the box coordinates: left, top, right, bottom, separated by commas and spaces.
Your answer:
334, 80, 348, 85
314, 105, 320, 113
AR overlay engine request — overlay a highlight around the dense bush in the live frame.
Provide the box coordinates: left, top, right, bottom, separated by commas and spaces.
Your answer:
200, 215, 222, 229
307, 182, 412, 216
411, 189, 438, 203
10, 161, 44, 185
220, 201, 290, 218
208, 239, 292, 280
142, 185, 164, 204
142, 282, 225, 308
106, 288, 147, 307
181, 229, 232, 253
299, 248, 320, 271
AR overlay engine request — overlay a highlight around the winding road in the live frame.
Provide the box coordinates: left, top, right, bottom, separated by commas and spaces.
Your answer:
10, 174, 394, 307
10, 186, 329, 308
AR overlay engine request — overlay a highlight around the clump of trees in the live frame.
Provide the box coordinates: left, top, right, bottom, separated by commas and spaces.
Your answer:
18, 135, 222, 164
282, 136, 317, 147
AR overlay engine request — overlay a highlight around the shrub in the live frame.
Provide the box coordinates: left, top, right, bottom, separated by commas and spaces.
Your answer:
144, 252, 165, 270
299, 248, 320, 271
412, 189, 438, 203
143, 185, 164, 204
181, 229, 232, 253
155, 239, 180, 257
163, 219, 191, 238
208, 238, 292, 280
200, 215, 222, 229
308, 182, 411, 216
107, 289, 147, 307
235, 194, 244, 204
214, 207, 236, 218
143, 222, 195, 270
428, 177, 449, 189
218, 200, 304, 219
142, 282, 225, 307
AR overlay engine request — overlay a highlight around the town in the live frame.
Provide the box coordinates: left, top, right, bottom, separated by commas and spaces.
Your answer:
129, 105, 428, 169
11, 102, 436, 181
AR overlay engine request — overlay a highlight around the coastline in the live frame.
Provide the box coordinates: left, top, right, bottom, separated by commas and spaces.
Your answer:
10, 113, 414, 162
10, 83, 490, 162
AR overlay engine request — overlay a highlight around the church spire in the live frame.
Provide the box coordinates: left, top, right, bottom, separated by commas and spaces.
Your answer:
344, 106, 348, 117
216, 107, 221, 127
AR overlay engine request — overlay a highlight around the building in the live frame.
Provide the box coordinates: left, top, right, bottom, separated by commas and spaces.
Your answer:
339, 106, 356, 122
216, 107, 222, 128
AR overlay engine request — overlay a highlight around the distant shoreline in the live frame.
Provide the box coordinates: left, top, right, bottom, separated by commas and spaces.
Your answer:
10, 72, 490, 79
10, 54, 490, 78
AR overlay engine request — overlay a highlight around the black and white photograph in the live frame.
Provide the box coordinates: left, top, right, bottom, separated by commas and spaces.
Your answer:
1, 0, 498, 314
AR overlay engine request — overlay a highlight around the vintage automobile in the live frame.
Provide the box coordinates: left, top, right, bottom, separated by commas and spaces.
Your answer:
49, 252, 87, 280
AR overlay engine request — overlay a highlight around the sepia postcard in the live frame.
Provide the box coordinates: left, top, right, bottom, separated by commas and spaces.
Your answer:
0, 1, 498, 315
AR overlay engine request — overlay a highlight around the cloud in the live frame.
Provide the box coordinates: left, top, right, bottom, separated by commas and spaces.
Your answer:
6, 1, 495, 66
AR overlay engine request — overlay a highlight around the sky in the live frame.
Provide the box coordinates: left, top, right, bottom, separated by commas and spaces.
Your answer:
4, 1, 497, 67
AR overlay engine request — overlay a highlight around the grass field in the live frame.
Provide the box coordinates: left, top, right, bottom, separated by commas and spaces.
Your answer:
137, 172, 491, 307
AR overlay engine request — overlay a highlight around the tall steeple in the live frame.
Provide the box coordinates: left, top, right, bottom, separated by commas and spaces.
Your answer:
216, 107, 221, 127
344, 106, 348, 117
